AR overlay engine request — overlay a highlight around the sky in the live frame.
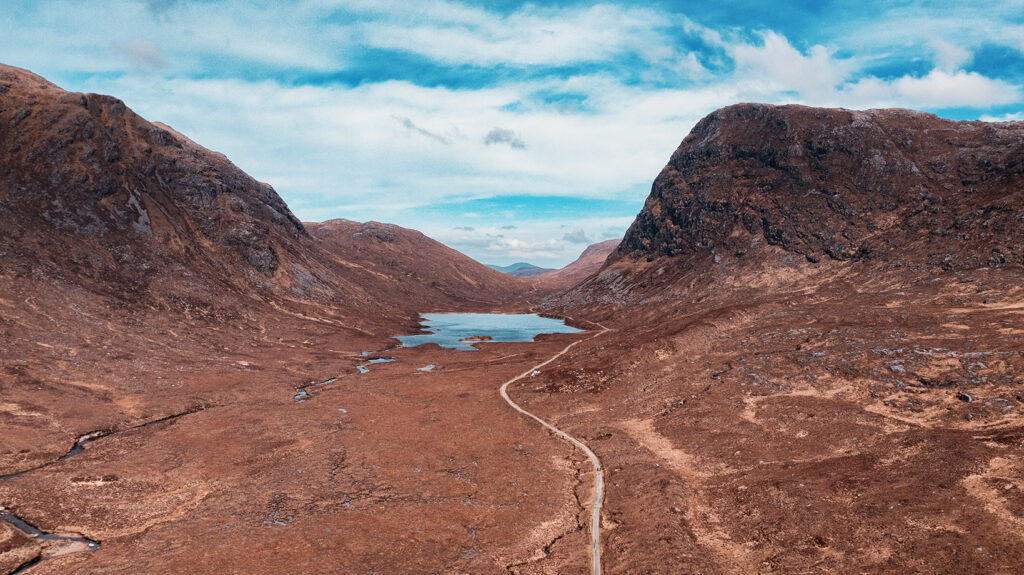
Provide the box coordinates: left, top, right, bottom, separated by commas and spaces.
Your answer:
3, 1, 1024, 267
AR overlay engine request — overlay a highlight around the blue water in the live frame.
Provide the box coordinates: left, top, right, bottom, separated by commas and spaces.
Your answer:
397, 313, 583, 351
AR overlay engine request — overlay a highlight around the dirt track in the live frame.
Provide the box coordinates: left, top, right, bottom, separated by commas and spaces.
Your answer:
500, 324, 611, 575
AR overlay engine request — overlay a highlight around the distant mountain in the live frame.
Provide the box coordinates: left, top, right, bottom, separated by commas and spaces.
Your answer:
487, 262, 555, 277
530, 239, 619, 290
307, 219, 529, 309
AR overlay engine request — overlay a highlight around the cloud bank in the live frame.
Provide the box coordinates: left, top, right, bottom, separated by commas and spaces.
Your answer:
2, 0, 1022, 266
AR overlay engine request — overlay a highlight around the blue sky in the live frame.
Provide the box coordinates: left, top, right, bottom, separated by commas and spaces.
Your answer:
3, 1, 1023, 267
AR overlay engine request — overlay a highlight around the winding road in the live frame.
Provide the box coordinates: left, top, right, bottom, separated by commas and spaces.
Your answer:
499, 324, 610, 575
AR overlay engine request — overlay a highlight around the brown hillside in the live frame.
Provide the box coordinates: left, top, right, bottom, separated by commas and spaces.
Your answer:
531, 239, 619, 291
307, 219, 531, 310
617, 103, 1023, 268
0, 63, 526, 329
533, 104, 1024, 573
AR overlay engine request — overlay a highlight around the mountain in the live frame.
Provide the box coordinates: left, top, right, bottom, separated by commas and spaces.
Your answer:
530, 239, 619, 290
0, 62, 531, 525
532, 104, 1024, 572
553, 103, 1024, 315
488, 262, 555, 277
307, 219, 529, 310
616, 103, 1022, 269
0, 63, 311, 305
0, 63, 525, 331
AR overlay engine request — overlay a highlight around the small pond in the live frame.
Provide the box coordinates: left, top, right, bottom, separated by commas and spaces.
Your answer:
397, 313, 582, 351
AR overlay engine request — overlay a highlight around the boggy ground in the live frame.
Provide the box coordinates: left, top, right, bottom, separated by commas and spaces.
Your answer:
530, 252, 1024, 574
0, 299, 604, 574
5, 254, 1024, 574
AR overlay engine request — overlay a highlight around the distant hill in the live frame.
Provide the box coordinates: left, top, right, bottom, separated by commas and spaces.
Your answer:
307, 219, 529, 309
530, 239, 619, 290
487, 262, 555, 278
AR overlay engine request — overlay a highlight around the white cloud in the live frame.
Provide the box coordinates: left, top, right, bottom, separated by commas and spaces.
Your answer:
562, 228, 593, 243
930, 39, 971, 72
393, 115, 451, 144
980, 111, 1024, 122
346, 0, 685, 68
889, 69, 1020, 108
94, 73, 717, 212
724, 32, 1019, 110
424, 217, 634, 267
483, 127, 526, 149
730, 31, 856, 101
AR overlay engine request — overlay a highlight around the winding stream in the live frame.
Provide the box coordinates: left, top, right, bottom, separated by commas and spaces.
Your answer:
1, 509, 100, 574
0, 407, 206, 571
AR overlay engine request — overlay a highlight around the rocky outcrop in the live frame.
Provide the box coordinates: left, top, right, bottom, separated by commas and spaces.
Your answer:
0, 65, 307, 286
616, 103, 1024, 270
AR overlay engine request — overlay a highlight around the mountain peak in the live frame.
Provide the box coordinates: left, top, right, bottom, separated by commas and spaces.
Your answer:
616, 102, 1023, 269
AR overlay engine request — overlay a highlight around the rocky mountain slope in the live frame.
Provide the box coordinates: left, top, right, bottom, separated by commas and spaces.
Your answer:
530, 104, 1024, 573
0, 63, 525, 328
617, 103, 1023, 269
0, 64, 311, 305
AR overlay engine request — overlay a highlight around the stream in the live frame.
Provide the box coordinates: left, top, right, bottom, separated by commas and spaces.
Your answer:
0, 407, 206, 571
1, 509, 100, 574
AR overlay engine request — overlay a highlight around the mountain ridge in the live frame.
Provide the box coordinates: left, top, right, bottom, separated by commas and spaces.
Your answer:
487, 262, 555, 277
613, 102, 1024, 271
0, 62, 526, 326
530, 239, 619, 290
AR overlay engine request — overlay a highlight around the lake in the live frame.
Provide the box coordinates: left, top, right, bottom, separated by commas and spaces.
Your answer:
396, 313, 583, 351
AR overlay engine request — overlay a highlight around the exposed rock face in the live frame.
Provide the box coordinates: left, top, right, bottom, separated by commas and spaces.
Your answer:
0, 63, 307, 301
617, 103, 1024, 269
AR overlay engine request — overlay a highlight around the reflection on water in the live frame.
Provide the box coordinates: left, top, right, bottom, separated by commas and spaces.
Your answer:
397, 313, 582, 351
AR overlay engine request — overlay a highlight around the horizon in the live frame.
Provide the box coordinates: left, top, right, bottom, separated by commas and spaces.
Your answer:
3, 0, 1022, 267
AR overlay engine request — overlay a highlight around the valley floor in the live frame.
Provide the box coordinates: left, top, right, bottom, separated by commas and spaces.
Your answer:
3, 265, 1024, 574
1, 312, 601, 574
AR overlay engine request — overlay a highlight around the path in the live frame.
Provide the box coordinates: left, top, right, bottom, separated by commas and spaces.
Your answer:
499, 324, 609, 575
